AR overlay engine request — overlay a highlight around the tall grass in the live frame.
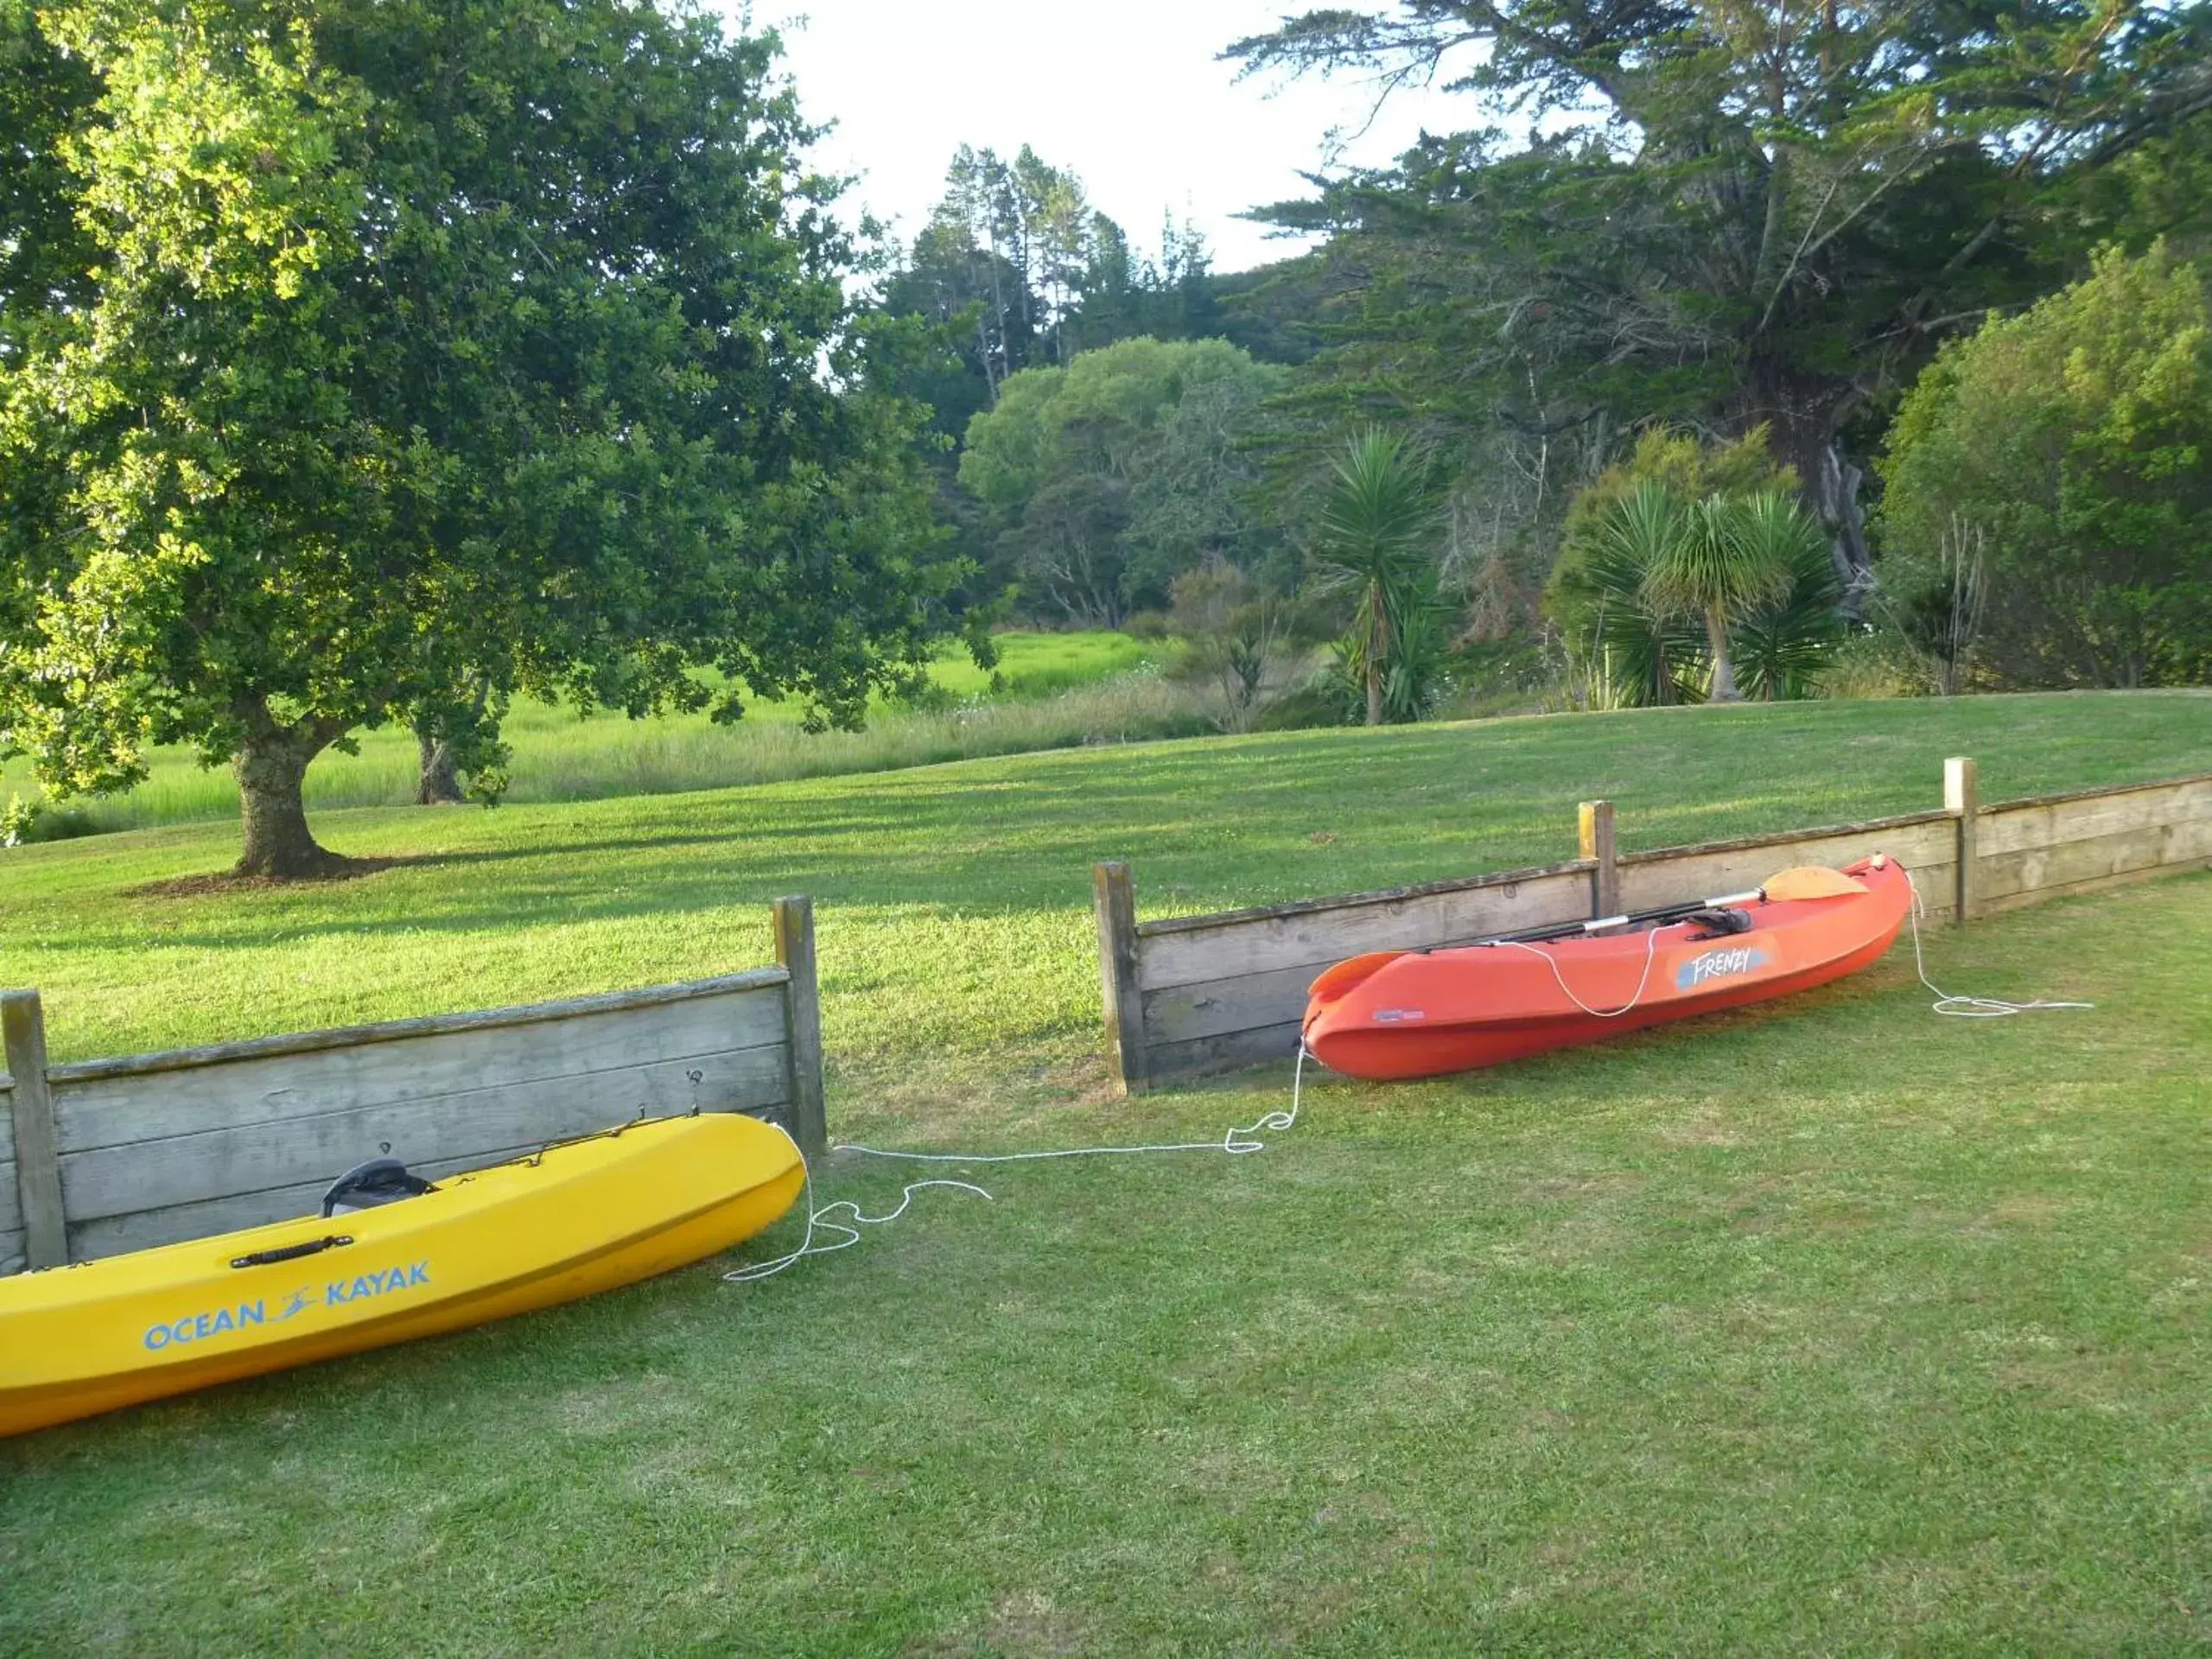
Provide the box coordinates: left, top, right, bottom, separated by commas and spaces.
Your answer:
3, 664, 1208, 836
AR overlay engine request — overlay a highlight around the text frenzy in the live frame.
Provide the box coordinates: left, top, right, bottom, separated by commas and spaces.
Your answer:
1675, 946, 1770, 992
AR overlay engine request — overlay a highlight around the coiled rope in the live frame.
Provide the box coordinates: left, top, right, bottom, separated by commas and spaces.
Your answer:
1901, 866, 2094, 1019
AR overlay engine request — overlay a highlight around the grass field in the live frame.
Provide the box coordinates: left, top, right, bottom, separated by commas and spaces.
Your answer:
1, 691, 2207, 1653
0, 630, 1173, 838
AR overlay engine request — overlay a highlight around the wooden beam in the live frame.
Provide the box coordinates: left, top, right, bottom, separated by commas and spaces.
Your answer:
1579, 800, 1618, 918
47, 967, 791, 1087
773, 897, 828, 1164
1945, 757, 1980, 925
1093, 861, 1148, 1096
2, 991, 67, 1269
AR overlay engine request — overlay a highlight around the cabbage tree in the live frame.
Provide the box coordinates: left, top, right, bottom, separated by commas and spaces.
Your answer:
1308, 428, 1441, 726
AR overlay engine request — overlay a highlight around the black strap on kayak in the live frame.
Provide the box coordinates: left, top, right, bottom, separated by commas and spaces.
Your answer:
1681, 907, 1757, 940
231, 1235, 353, 1269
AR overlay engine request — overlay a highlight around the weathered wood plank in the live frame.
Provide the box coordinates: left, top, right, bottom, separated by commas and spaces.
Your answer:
1136, 866, 1592, 992
0, 1230, 23, 1278
1147, 1020, 1305, 1083
1981, 853, 2212, 917
53, 988, 790, 1155
1615, 818, 1957, 914
1980, 776, 2212, 859
64, 1116, 731, 1265
1095, 861, 1150, 1094
1617, 809, 1954, 867
773, 896, 828, 1161
1982, 769, 2212, 817
70, 1100, 796, 1264
57, 1045, 791, 1224
0, 1162, 21, 1239
1137, 856, 1593, 939
3, 991, 67, 1269
1144, 962, 1319, 1049
1980, 816, 2212, 905
48, 968, 791, 1086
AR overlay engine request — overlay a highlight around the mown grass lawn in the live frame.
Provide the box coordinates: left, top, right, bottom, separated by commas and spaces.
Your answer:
0, 690, 2207, 1654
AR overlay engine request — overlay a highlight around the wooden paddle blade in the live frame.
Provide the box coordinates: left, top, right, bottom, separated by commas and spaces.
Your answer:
1307, 951, 1405, 1005
1761, 865, 1870, 900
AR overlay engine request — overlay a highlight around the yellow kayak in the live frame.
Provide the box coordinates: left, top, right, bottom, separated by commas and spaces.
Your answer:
0, 1112, 804, 1437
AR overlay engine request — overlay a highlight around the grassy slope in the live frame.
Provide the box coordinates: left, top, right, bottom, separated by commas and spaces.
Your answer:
0, 691, 2203, 1096
0, 630, 1164, 835
0, 691, 2208, 1654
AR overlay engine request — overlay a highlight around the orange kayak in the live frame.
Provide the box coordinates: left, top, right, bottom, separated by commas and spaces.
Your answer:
1302, 855, 1911, 1081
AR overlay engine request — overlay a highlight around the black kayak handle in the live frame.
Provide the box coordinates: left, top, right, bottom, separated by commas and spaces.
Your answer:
231, 1235, 353, 1269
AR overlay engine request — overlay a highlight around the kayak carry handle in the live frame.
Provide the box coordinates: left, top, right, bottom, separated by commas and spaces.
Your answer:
230, 1235, 353, 1269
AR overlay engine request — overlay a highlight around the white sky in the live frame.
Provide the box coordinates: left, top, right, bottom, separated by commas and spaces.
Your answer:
755, 1, 1478, 273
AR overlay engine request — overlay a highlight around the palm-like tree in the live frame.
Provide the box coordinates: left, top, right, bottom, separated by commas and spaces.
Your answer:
1310, 428, 1440, 727
1587, 480, 1700, 706
1729, 493, 1844, 699
1642, 488, 1797, 702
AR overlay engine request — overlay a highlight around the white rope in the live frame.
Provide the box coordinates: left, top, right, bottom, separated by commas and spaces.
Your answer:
723, 1049, 1312, 1284
1901, 868, 2094, 1019
1492, 921, 1671, 1019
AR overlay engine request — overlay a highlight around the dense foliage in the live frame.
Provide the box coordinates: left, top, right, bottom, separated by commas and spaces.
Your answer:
0, 0, 961, 874
1230, 0, 2212, 628
957, 337, 1285, 625
1878, 243, 2212, 689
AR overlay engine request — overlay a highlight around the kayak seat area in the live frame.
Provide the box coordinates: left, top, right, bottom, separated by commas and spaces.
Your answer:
322, 1159, 438, 1217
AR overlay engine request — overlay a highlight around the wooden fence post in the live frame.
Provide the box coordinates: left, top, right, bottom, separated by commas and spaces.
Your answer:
2, 990, 67, 1270
1093, 861, 1148, 1096
1579, 800, 1619, 918
1944, 757, 1980, 925
772, 898, 828, 1163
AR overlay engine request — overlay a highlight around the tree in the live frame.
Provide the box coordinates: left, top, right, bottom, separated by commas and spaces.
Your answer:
0, 0, 959, 876
1308, 427, 1441, 726
1547, 449, 1837, 703
1877, 242, 2212, 687
1230, 1, 2212, 587
957, 337, 1283, 622
1644, 493, 1801, 702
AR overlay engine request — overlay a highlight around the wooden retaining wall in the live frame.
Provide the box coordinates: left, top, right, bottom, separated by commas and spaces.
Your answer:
1094, 760, 2212, 1093
0, 896, 826, 1274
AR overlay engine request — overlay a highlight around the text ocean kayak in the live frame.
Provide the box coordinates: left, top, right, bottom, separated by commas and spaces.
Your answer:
1302, 854, 1911, 1081
0, 1111, 803, 1437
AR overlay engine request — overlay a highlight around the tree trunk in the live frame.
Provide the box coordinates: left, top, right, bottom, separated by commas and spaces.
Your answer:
416, 729, 464, 804
1707, 607, 1741, 702
1365, 581, 1388, 726
233, 728, 339, 878
1742, 359, 1872, 608
1807, 439, 1872, 608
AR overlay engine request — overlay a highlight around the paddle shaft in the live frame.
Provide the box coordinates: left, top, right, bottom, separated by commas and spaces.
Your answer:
1474, 888, 1764, 948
